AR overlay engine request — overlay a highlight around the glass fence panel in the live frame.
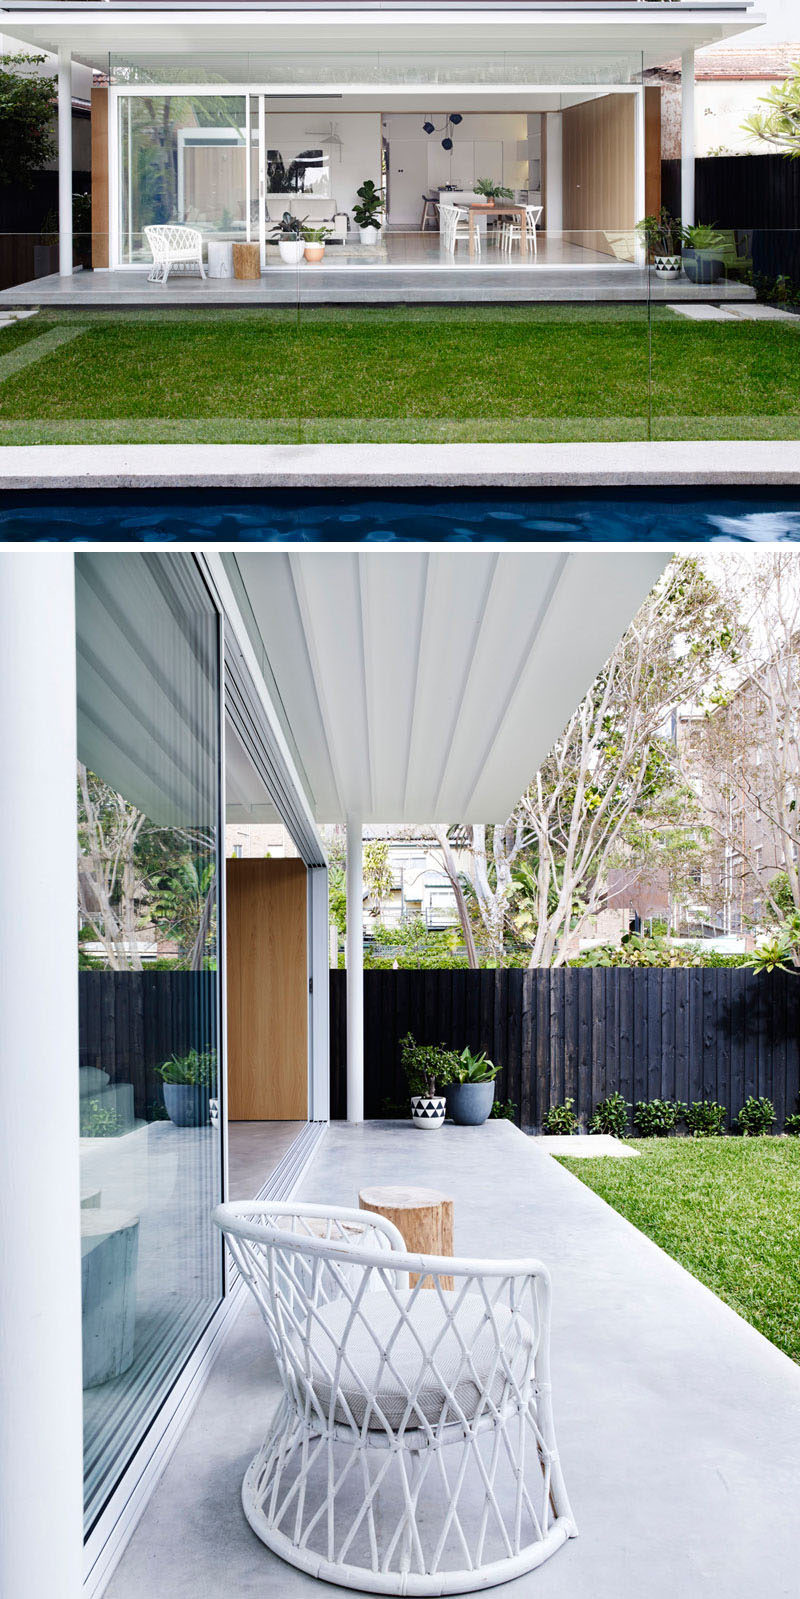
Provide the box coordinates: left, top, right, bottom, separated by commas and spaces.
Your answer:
109, 52, 644, 88
648, 228, 800, 442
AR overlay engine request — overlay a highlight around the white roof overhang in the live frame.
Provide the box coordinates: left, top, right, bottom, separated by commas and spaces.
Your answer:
0, 5, 764, 75
231, 549, 667, 826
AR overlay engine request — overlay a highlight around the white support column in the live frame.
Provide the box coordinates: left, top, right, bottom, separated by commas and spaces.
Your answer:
308, 865, 330, 1123
0, 552, 83, 1599
681, 48, 695, 227
345, 813, 364, 1124
545, 112, 562, 234
58, 46, 73, 276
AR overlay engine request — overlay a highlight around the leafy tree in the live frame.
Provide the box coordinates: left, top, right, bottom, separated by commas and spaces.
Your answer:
363, 838, 393, 917
742, 61, 800, 157
0, 55, 56, 188
519, 557, 739, 966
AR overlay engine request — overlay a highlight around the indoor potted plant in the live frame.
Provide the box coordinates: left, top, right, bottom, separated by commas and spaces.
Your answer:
156, 1048, 217, 1127
682, 222, 726, 285
270, 211, 306, 265
635, 207, 686, 277
353, 179, 385, 244
474, 177, 513, 207
302, 222, 332, 264
400, 1032, 459, 1130
447, 1047, 500, 1126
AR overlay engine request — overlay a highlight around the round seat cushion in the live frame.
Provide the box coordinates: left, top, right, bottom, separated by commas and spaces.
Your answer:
299, 1289, 535, 1431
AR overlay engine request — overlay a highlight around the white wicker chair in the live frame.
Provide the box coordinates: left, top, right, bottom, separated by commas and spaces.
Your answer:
213, 1199, 576, 1595
143, 224, 206, 285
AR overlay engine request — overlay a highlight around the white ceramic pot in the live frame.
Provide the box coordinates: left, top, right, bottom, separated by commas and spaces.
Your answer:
359, 225, 381, 245
410, 1094, 446, 1131
653, 253, 682, 277
278, 239, 305, 265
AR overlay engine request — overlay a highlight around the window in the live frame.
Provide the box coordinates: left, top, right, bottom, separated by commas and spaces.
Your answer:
76, 554, 223, 1533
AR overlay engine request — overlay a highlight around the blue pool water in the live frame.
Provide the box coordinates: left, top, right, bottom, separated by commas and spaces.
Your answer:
0, 487, 799, 542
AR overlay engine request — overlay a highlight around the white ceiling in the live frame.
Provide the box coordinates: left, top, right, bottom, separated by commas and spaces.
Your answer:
0, 4, 763, 72
233, 549, 666, 825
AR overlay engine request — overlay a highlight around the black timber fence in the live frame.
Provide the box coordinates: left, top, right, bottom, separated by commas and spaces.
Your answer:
329, 968, 800, 1132
79, 970, 217, 1122
661, 154, 800, 286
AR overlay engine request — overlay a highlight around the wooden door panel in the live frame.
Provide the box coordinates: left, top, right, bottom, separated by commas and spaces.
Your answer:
226, 858, 308, 1120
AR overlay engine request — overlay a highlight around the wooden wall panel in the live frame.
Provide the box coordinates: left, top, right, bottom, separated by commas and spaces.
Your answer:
561, 93, 636, 258
644, 86, 662, 220
226, 858, 308, 1120
91, 85, 109, 269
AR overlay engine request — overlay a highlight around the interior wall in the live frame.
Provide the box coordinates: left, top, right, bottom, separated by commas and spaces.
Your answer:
226, 857, 308, 1121
561, 92, 636, 258
381, 111, 541, 224
263, 111, 380, 221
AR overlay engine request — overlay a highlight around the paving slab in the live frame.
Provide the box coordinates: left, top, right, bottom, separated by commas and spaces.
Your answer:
728, 303, 799, 322
103, 1120, 800, 1599
532, 1133, 638, 1157
666, 303, 740, 321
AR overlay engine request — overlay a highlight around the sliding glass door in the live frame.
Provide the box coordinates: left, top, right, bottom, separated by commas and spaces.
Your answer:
75, 554, 224, 1533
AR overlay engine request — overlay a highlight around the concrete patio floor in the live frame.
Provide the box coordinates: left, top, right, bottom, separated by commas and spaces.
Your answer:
103, 1120, 800, 1599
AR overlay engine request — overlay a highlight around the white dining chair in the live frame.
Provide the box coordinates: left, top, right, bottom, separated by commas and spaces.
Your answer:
213, 1197, 576, 1594
500, 205, 543, 259
438, 204, 480, 256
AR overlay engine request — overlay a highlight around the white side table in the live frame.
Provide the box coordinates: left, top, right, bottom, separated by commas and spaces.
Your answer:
207, 240, 234, 279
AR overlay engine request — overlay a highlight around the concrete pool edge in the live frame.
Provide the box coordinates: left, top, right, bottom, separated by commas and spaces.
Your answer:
1, 441, 800, 491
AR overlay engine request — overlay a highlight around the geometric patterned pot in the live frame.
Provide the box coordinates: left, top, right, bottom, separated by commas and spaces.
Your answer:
653, 254, 682, 277
410, 1094, 446, 1130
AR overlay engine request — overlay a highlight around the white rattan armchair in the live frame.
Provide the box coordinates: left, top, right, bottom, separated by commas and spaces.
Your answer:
213, 1199, 576, 1595
143, 224, 206, 285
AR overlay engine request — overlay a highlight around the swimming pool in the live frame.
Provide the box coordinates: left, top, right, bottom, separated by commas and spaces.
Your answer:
1, 487, 799, 542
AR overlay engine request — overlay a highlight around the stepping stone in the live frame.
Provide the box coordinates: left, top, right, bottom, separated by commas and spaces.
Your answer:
666, 303, 739, 321
7, 308, 39, 321
727, 303, 798, 322
532, 1134, 639, 1158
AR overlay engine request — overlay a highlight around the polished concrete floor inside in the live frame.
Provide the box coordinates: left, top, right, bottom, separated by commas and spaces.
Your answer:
104, 1119, 800, 1599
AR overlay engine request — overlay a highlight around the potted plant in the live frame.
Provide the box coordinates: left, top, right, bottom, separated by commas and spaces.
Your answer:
635, 208, 686, 277
683, 223, 726, 285
302, 222, 332, 264
353, 179, 385, 244
474, 177, 513, 207
400, 1032, 459, 1130
269, 211, 306, 265
447, 1047, 500, 1126
156, 1048, 217, 1127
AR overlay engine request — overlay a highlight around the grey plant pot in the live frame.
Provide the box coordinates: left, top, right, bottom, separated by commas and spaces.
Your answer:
163, 1083, 211, 1127
447, 1080, 495, 1126
682, 248, 724, 285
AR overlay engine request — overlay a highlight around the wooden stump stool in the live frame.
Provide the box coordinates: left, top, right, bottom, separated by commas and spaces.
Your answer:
232, 241, 261, 280
359, 1185, 454, 1290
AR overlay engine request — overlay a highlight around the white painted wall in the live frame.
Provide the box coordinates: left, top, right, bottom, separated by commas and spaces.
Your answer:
696, 78, 793, 155
264, 111, 380, 223
382, 110, 541, 223
545, 110, 563, 232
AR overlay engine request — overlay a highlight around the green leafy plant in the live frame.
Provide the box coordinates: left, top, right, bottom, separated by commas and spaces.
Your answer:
589, 1092, 629, 1138
353, 179, 384, 230
542, 1098, 579, 1135
269, 210, 306, 240
490, 1098, 517, 1121
474, 177, 514, 202
456, 1046, 499, 1084
301, 223, 332, 244
784, 1112, 800, 1135
156, 1048, 217, 1089
741, 60, 800, 158
633, 1098, 686, 1137
399, 1032, 460, 1098
684, 223, 725, 252
685, 1100, 727, 1137
746, 914, 800, 974
80, 1098, 123, 1138
635, 207, 685, 256
735, 1096, 775, 1136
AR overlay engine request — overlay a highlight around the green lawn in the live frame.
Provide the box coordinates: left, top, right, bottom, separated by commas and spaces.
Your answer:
558, 1138, 800, 1363
0, 305, 798, 444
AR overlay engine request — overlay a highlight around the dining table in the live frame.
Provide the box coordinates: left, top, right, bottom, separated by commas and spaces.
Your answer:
467, 202, 529, 259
